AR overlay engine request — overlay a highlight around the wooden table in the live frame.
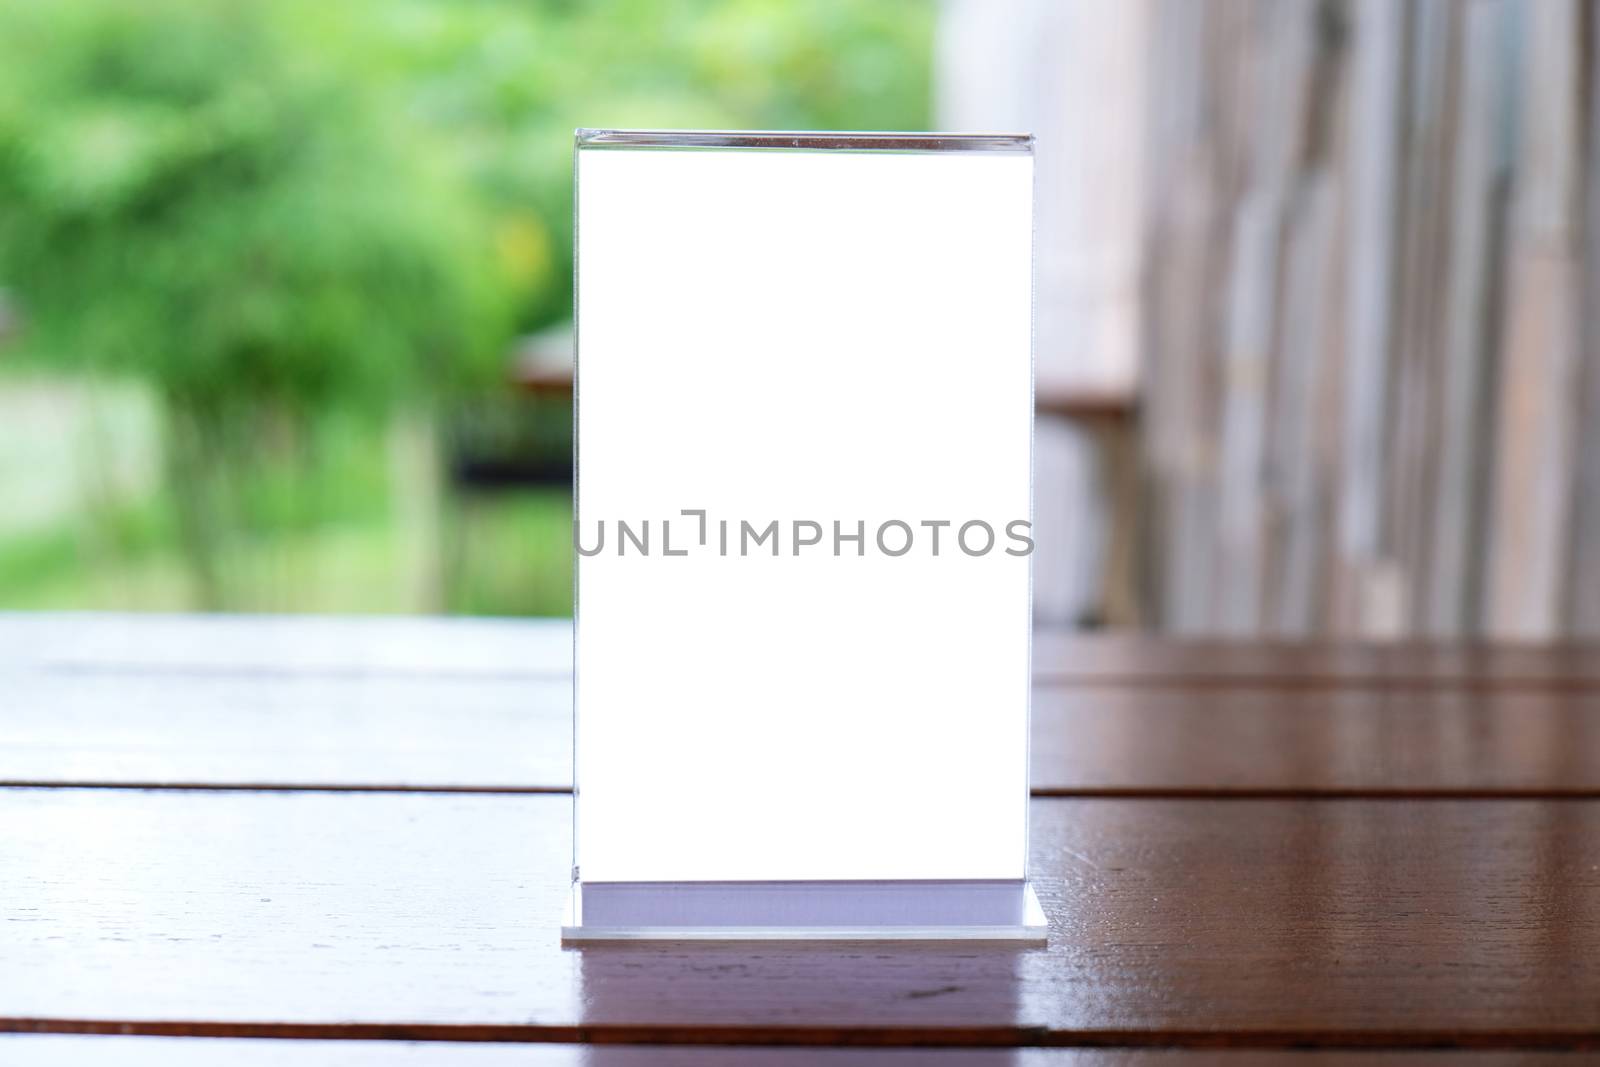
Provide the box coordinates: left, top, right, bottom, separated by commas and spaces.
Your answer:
3, 614, 1598, 1063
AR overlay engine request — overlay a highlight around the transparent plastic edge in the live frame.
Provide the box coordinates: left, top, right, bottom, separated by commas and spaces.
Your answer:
574, 129, 1034, 153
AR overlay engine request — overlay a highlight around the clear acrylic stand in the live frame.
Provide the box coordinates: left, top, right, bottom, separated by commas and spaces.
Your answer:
562, 879, 1047, 943
567, 129, 1041, 945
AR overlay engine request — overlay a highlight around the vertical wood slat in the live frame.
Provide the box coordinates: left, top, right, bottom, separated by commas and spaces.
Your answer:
1384, 0, 1459, 637
1426, 0, 1512, 637
1217, 193, 1277, 635
1258, 1, 1343, 637
1216, 1, 1287, 635
1140, 0, 1225, 632
1336, 0, 1406, 637
1574, 3, 1600, 638
1268, 172, 1340, 636
1486, 0, 1586, 639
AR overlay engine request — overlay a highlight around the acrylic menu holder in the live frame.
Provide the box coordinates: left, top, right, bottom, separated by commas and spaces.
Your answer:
564, 130, 1043, 942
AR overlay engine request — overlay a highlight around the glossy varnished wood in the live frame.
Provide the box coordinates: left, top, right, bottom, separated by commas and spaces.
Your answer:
1031, 634, 1600, 688
0, 613, 577, 791
1030, 685, 1600, 795
0, 1036, 1584, 1066
0, 670, 572, 790
12, 670, 1600, 796
4, 789, 1599, 1048
6, 614, 1600, 1054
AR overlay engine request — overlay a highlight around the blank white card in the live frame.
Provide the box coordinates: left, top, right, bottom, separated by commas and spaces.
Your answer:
575, 136, 1033, 883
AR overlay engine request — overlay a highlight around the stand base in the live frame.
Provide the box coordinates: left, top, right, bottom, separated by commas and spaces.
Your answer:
561, 879, 1047, 943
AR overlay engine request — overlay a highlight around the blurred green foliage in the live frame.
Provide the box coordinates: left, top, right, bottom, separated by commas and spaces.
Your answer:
0, 0, 933, 612
0, 0, 507, 410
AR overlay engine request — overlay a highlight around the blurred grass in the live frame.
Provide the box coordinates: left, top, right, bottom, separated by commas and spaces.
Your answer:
446, 492, 573, 617
0, 374, 573, 615
0, 496, 573, 615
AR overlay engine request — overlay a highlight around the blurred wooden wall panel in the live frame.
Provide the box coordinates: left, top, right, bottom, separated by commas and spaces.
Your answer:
1138, 0, 1596, 638
941, 0, 1596, 638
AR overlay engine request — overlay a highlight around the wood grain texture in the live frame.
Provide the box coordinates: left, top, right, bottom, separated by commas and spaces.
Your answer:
1030, 685, 1600, 795
4, 790, 1599, 1049
0, 1036, 1586, 1066
4, 617, 1599, 794
1030, 634, 1600, 688
13, 672, 1600, 796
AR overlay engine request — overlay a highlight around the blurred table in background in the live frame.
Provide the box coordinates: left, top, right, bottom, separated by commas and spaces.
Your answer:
3, 614, 1599, 1062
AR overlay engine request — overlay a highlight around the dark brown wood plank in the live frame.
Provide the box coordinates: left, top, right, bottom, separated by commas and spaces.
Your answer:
1032, 634, 1600, 688
6, 618, 1598, 795
10, 671, 1600, 796
4, 790, 1598, 1049
0, 1036, 1580, 1066
1030, 685, 1600, 796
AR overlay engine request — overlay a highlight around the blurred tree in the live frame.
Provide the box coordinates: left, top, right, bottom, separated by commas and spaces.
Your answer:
0, 0, 510, 603
0, 0, 933, 610
317, 0, 936, 334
